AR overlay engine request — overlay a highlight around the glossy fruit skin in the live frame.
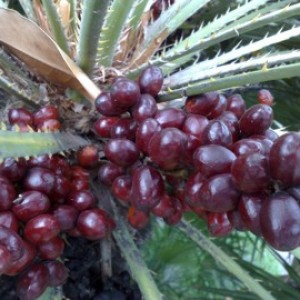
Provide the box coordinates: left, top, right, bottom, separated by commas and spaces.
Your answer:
207, 94, 227, 119
202, 120, 232, 147
77, 208, 112, 240
12, 191, 50, 222
0, 211, 19, 232
44, 260, 69, 287
185, 92, 219, 116
231, 153, 270, 193
38, 236, 64, 259
24, 214, 60, 244
23, 167, 56, 195
148, 127, 187, 170
95, 92, 126, 116
131, 166, 164, 211
37, 119, 61, 132
111, 78, 141, 108
193, 144, 236, 177
98, 162, 124, 186
110, 118, 137, 140
104, 139, 140, 167
154, 108, 186, 129
260, 192, 300, 251
182, 114, 209, 142
138, 66, 163, 96
0, 226, 25, 261
33, 105, 59, 125
184, 171, 205, 208
0, 158, 27, 182
269, 132, 300, 186
77, 145, 98, 169
93, 117, 119, 138
239, 104, 273, 136
52, 204, 79, 231
152, 193, 175, 218
226, 94, 246, 119
67, 190, 96, 211
127, 206, 149, 229
131, 93, 158, 122
239, 193, 266, 235
8, 108, 34, 126
257, 89, 274, 106
231, 138, 265, 157
216, 111, 239, 142
112, 175, 132, 203
16, 263, 49, 300
227, 210, 247, 231
207, 212, 233, 237
0, 244, 12, 274
199, 174, 240, 212
0, 176, 16, 211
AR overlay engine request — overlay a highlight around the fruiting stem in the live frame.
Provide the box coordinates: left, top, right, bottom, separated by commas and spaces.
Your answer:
177, 219, 276, 300
100, 236, 112, 282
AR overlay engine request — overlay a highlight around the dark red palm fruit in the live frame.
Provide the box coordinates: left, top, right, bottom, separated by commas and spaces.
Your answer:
44, 260, 69, 287
152, 193, 175, 218
37, 119, 61, 132
5, 241, 36, 276
262, 129, 278, 142
182, 114, 209, 142
77, 145, 99, 169
0, 157, 27, 182
184, 171, 206, 208
38, 236, 64, 260
260, 192, 300, 251
111, 78, 141, 108
71, 165, 90, 180
104, 139, 140, 168
199, 174, 240, 213
0, 211, 19, 232
128, 160, 143, 175
231, 153, 270, 193
67, 190, 96, 211
24, 214, 60, 244
193, 144, 236, 177
8, 108, 34, 126
131, 94, 158, 122
154, 107, 186, 129
131, 165, 164, 211
48, 155, 71, 178
12, 191, 50, 222
239, 193, 266, 235
207, 212, 233, 237
50, 175, 71, 202
16, 263, 49, 300
28, 154, 52, 169
33, 105, 59, 125
95, 92, 127, 116
269, 132, 300, 186
110, 118, 138, 140
127, 206, 149, 229
216, 111, 239, 142
257, 89, 274, 106
136, 118, 161, 154
70, 178, 90, 192
0, 226, 25, 261
0, 244, 12, 274
77, 208, 112, 240
148, 127, 188, 170
184, 134, 202, 165
227, 210, 247, 231
138, 66, 163, 96
0, 175, 17, 211
98, 162, 124, 186
251, 135, 273, 155
202, 120, 233, 147
239, 104, 273, 137
207, 94, 227, 119
164, 197, 183, 225
23, 167, 56, 195
52, 204, 79, 231
184, 92, 219, 116
66, 227, 82, 237
226, 94, 246, 119
112, 175, 132, 203
231, 138, 265, 157
93, 117, 119, 138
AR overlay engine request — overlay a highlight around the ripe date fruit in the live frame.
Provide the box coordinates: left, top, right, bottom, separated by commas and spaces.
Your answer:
8, 108, 34, 126
111, 78, 141, 108
239, 104, 273, 136
77, 208, 112, 240
207, 212, 233, 237
202, 120, 232, 147
131, 165, 164, 211
12, 191, 50, 222
0, 211, 19, 232
110, 118, 137, 140
257, 89, 274, 106
38, 236, 64, 259
148, 127, 187, 170
131, 93, 158, 121
112, 175, 132, 203
231, 138, 265, 157
104, 139, 140, 167
231, 153, 270, 193
227, 210, 247, 231
152, 193, 175, 218
23, 167, 56, 195
260, 192, 300, 251
52, 204, 79, 231
77, 145, 99, 168
184, 171, 205, 208
138, 66, 163, 96
93, 116, 119, 138
193, 144, 236, 177
154, 107, 186, 129
44, 260, 69, 287
0, 157, 27, 182
16, 263, 49, 300
0, 244, 12, 274
226, 94, 246, 119
33, 105, 59, 125
269, 132, 300, 186
207, 94, 227, 119
185, 92, 219, 116
24, 214, 60, 244
67, 190, 96, 211
98, 162, 124, 186
0, 175, 16, 211
182, 114, 209, 142
127, 206, 149, 229
199, 174, 240, 212
95, 92, 126, 116
37, 119, 61, 132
